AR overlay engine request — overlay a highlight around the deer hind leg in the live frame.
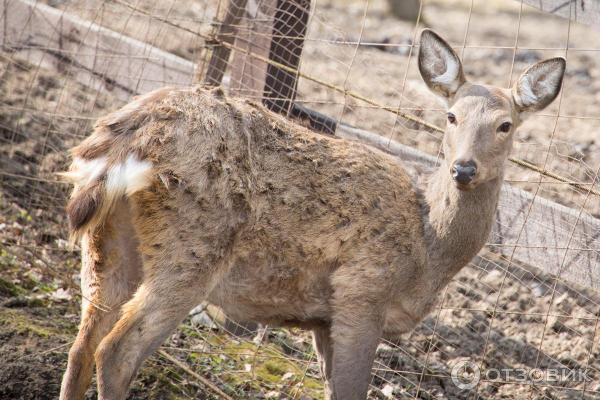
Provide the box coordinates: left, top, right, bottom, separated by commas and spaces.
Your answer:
94, 263, 210, 400
60, 200, 143, 400
313, 325, 334, 400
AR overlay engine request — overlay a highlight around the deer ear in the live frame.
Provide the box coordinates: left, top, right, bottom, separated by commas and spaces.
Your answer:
418, 29, 466, 100
512, 57, 566, 112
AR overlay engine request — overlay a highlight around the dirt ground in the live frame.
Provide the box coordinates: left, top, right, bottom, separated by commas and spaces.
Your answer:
1, 0, 599, 399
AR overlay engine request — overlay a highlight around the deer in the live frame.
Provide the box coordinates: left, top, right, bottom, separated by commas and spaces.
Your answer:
59, 29, 565, 400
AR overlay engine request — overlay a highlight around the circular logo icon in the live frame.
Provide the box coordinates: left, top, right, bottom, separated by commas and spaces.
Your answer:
451, 360, 481, 390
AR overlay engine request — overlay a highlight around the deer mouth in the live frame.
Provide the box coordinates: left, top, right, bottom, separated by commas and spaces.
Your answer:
455, 181, 476, 191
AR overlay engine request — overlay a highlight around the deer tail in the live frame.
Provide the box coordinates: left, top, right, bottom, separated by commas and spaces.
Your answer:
59, 88, 174, 243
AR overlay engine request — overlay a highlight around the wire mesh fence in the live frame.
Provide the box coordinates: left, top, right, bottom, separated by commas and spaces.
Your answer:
0, 0, 599, 398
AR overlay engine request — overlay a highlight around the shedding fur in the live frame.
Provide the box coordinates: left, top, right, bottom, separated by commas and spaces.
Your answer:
60, 30, 566, 400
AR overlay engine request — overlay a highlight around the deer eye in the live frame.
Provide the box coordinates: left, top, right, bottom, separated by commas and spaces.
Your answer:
498, 122, 512, 133
447, 112, 457, 125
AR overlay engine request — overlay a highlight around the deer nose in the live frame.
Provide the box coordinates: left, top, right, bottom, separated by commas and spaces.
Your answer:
452, 160, 477, 184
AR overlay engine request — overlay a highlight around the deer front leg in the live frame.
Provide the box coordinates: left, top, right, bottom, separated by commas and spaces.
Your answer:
329, 316, 381, 400
312, 325, 333, 400
328, 261, 387, 400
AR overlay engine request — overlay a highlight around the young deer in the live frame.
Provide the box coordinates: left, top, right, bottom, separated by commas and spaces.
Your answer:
59, 30, 565, 400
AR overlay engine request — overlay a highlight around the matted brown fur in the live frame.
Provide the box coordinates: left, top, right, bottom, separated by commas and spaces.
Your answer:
59, 29, 566, 400
68, 85, 427, 271
62, 84, 430, 400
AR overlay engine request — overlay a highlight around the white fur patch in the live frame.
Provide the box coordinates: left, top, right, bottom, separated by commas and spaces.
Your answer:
106, 155, 153, 196
67, 157, 107, 187
432, 53, 459, 86
518, 75, 538, 106
514, 59, 565, 110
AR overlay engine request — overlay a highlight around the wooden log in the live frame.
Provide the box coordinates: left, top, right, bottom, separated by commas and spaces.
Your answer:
203, 0, 248, 87
263, 0, 310, 115
0, 0, 196, 101
229, 1, 336, 134
227, 0, 311, 111
212, 0, 311, 112
228, 0, 277, 99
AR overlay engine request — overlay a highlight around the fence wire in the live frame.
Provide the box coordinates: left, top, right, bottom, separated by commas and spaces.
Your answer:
0, 0, 599, 399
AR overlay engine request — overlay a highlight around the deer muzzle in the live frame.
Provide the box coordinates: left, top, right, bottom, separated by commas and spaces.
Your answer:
451, 160, 478, 185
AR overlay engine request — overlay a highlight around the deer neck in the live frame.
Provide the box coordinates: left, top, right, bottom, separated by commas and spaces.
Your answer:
421, 162, 502, 288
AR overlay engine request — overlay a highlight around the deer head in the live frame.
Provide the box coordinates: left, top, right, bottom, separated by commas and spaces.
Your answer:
418, 29, 566, 191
